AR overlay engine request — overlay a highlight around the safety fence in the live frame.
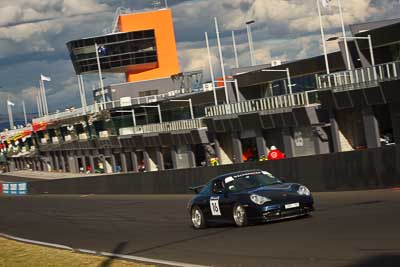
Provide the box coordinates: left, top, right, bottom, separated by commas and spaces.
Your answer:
205, 91, 318, 117
317, 61, 400, 92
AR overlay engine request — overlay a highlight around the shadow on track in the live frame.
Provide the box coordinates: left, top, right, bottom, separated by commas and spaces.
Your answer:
125, 226, 235, 255
100, 241, 129, 267
344, 254, 400, 267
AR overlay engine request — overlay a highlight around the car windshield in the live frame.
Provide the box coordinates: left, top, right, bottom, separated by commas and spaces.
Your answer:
224, 171, 282, 193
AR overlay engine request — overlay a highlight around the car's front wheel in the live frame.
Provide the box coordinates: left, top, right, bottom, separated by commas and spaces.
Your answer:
233, 203, 248, 227
191, 206, 206, 229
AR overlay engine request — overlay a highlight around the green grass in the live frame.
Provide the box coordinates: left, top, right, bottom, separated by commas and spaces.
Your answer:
0, 237, 152, 267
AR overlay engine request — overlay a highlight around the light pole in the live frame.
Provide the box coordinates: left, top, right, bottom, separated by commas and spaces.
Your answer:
141, 105, 162, 123
205, 32, 218, 106
95, 43, 106, 109
170, 99, 194, 120
246, 20, 256, 66
232, 30, 239, 68
337, 0, 352, 71
115, 110, 136, 127
316, 0, 330, 74
214, 17, 229, 104
261, 68, 293, 95
22, 100, 27, 126
327, 35, 376, 78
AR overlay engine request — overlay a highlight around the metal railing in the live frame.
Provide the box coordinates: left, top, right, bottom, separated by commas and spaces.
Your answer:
32, 104, 99, 123
204, 91, 318, 117
317, 61, 400, 92
119, 118, 206, 135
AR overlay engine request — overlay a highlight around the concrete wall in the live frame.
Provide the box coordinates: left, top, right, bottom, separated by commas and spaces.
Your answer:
26, 145, 400, 195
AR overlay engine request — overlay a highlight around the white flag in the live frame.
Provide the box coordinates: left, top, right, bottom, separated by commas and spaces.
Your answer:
320, 0, 331, 8
7, 100, 15, 106
41, 74, 51, 82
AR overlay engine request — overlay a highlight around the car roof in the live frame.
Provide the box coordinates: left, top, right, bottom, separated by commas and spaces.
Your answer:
213, 169, 264, 181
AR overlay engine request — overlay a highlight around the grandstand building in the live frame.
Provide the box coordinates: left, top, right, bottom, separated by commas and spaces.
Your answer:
1, 9, 399, 174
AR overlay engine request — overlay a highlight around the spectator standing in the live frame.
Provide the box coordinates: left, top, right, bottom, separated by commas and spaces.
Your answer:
267, 146, 286, 160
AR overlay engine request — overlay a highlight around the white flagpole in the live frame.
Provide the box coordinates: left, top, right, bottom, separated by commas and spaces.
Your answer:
205, 32, 218, 106
214, 17, 229, 104
337, 0, 352, 71
40, 79, 49, 115
317, 0, 330, 75
7, 97, 14, 129
36, 93, 42, 117
22, 100, 27, 126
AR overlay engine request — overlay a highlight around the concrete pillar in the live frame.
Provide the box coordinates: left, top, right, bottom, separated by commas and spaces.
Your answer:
54, 153, 59, 171
120, 153, 128, 173
256, 131, 268, 159
330, 113, 341, 153
32, 160, 37, 171
156, 149, 164, 171
60, 153, 66, 172
89, 156, 95, 174
143, 150, 150, 171
362, 107, 381, 148
390, 104, 400, 144
187, 145, 196, 168
110, 154, 116, 173
130, 152, 138, 172
47, 152, 54, 172
282, 128, 295, 158
171, 147, 178, 169
313, 127, 330, 155
9, 160, 16, 172
232, 132, 243, 163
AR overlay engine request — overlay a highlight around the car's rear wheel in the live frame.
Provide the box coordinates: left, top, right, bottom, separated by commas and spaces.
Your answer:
191, 206, 206, 229
233, 203, 248, 227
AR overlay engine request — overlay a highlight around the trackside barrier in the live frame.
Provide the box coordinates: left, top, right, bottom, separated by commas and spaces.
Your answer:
2, 182, 28, 195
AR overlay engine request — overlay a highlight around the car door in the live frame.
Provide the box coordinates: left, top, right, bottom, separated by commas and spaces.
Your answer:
209, 179, 232, 223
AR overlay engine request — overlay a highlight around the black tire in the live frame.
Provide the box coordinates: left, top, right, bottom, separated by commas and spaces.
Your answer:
191, 206, 206, 229
233, 203, 248, 227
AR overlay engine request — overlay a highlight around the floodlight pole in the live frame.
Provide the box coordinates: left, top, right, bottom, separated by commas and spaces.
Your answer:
95, 43, 106, 109
232, 31, 239, 68
317, 0, 330, 74
22, 100, 27, 126
214, 17, 229, 104
337, 0, 352, 71
246, 20, 256, 66
205, 32, 218, 106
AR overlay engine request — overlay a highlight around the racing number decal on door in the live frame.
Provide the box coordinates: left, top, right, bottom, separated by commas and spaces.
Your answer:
210, 197, 221, 216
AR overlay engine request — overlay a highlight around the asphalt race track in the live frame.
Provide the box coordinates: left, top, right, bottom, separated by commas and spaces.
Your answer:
1, 190, 400, 267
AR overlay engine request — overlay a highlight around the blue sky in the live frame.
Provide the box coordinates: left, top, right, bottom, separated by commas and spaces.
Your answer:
0, 0, 398, 119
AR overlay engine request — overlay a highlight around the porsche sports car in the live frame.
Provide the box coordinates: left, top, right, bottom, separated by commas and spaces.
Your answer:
188, 169, 314, 229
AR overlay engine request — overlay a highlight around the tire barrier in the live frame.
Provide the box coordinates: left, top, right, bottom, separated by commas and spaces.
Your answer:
18, 144, 400, 195
1, 182, 28, 195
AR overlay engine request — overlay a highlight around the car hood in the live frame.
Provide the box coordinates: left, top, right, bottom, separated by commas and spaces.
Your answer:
247, 183, 301, 198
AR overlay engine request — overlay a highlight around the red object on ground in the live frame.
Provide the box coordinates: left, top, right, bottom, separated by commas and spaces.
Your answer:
392, 187, 400, 191
0, 183, 2, 194
267, 149, 286, 160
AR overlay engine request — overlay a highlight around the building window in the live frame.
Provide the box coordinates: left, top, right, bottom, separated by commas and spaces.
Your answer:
139, 90, 158, 97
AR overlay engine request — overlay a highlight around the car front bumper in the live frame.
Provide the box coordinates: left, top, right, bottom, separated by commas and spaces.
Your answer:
246, 199, 314, 223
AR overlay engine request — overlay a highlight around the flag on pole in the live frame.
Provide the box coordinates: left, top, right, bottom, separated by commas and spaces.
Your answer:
7, 100, 15, 106
41, 74, 51, 82
320, 0, 331, 8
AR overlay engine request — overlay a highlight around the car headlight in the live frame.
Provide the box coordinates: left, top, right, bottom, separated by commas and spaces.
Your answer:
297, 185, 311, 196
250, 194, 271, 205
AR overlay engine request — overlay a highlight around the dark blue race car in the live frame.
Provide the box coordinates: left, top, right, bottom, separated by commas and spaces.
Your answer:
188, 170, 314, 229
